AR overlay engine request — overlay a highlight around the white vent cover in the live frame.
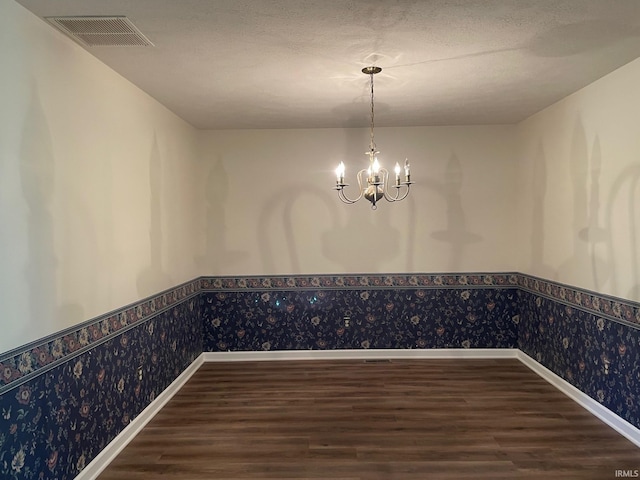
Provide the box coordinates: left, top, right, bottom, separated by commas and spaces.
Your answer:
45, 16, 153, 47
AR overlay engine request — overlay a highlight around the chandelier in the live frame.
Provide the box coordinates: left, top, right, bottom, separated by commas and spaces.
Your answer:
334, 66, 412, 209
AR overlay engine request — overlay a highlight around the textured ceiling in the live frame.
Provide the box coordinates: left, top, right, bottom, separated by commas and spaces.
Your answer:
15, 0, 640, 129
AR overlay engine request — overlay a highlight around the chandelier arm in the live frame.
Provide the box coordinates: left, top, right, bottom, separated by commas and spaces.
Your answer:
380, 167, 399, 202
337, 190, 357, 204
379, 167, 412, 202
377, 168, 398, 203
376, 167, 389, 191
337, 169, 367, 204
385, 184, 411, 202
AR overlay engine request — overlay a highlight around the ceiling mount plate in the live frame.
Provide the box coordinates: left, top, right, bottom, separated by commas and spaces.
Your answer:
362, 66, 382, 75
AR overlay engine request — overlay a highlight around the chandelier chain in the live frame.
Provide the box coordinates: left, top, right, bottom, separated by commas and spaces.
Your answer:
369, 71, 376, 153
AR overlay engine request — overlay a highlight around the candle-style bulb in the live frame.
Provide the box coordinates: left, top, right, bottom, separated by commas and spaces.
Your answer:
335, 162, 345, 185
372, 158, 381, 174
404, 158, 411, 183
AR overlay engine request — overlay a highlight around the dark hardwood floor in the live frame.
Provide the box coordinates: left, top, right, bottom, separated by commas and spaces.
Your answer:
97, 359, 639, 479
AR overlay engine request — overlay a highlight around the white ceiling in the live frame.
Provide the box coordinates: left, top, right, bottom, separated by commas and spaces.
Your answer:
15, 0, 640, 129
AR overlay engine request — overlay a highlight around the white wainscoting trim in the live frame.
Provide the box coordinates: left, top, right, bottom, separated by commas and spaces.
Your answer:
202, 348, 519, 362
517, 350, 640, 448
76, 353, 205, 480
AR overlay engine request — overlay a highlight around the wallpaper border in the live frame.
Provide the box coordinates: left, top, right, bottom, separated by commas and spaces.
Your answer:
0, 279, 200, 395
199, 272, 520, 291
518, 274, 640, 330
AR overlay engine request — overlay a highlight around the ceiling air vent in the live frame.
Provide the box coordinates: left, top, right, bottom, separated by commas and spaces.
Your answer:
45, 16, 153, 47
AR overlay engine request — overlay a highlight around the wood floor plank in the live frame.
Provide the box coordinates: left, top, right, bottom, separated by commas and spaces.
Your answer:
97, 359, 639, 480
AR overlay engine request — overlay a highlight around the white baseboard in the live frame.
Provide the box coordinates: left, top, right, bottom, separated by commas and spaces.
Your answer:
517, 350, 640, 448
203, 348, 519, 362
76, 353, 205, 480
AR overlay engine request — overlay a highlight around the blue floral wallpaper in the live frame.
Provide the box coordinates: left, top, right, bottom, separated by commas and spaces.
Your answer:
201, 287, 520, 351
0, 291, 201, 480
1, 272, 639, 480
518, 289, 640, 429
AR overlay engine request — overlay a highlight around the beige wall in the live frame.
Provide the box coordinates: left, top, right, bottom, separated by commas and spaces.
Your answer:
3, 0, 639, 356
0, 2, 202, 353
197, 125, 519, 276
516, 57, 640, 302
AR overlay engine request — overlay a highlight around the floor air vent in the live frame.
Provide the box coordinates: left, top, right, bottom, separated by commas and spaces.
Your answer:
45, 16, 153, 47
363, 359, 392, 363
